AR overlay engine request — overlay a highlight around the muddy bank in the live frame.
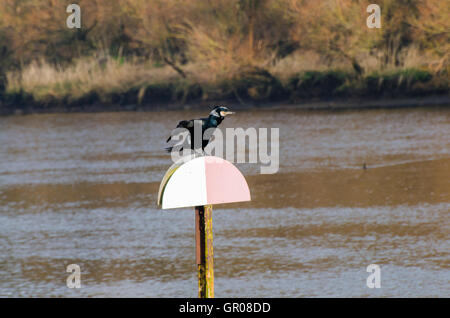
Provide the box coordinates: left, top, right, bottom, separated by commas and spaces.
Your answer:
1, 94, 449, 117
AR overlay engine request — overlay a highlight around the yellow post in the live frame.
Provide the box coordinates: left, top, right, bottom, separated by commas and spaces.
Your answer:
195, 205, 214, 298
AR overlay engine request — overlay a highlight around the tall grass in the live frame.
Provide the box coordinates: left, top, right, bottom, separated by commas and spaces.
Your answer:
6, 57, 179, 103
1, 0, 448, 109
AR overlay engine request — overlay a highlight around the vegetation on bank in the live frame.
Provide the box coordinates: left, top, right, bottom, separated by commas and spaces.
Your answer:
2, 59, 448, 111
0, 0, 448, 112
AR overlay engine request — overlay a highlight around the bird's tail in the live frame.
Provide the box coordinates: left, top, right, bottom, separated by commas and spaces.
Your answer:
166, 133, 173, 152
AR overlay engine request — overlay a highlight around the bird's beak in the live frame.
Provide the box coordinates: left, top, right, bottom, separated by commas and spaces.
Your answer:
221, 111, 235, 116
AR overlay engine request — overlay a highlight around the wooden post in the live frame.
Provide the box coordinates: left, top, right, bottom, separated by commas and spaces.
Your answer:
195, 205, 214, 298
158, 156, 251, 297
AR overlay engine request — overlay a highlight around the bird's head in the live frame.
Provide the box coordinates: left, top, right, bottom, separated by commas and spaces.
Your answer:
209, 106, 235, 118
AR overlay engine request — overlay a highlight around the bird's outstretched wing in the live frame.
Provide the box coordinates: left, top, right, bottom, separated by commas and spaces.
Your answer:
177, 120, 194, 128
166, 120, 194, 143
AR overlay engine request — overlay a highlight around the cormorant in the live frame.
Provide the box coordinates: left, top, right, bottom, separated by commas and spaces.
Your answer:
166, 106, 235, 153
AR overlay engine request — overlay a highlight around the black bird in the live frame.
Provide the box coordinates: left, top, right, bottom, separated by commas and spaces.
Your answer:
166, 106, 235, 152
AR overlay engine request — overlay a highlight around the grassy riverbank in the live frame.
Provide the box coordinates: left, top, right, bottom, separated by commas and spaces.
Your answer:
1, 57, 448, 115
0, 0, 448, 114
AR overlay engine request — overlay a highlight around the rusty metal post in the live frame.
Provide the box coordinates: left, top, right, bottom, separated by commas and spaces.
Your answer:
195, 205, 214, 298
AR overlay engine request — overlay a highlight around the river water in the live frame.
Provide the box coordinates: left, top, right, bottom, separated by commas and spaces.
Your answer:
0, 106, 449, 297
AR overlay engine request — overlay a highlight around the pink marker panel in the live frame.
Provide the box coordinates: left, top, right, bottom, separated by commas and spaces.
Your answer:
204, 156, 251, 205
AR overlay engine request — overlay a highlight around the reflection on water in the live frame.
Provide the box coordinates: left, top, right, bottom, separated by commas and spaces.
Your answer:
0, 107, 449, 297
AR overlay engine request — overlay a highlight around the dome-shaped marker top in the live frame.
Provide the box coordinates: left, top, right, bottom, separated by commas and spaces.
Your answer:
158, 156, 251, 209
